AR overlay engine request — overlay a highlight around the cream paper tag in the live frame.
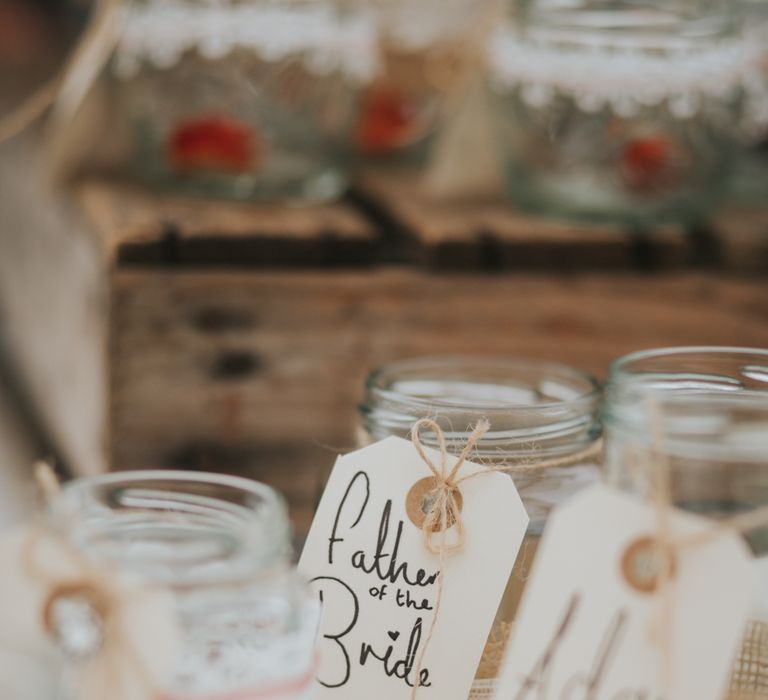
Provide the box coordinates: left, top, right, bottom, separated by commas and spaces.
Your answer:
494, 484, 753, 700
298, 436, 528, 700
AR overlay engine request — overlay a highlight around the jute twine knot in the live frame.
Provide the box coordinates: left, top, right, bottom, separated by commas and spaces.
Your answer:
408, 417, 488, 700
408, 417, 603, 699
411, 417, 490, 556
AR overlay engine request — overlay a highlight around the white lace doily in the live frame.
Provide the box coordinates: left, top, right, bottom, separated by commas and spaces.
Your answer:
487, 23, 768, 139
112, 1, 486, 86
113, 1, 379, 83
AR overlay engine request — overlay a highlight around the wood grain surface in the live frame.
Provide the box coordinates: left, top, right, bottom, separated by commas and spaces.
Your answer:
78, 172, 768, 273
110, 269, 768, 533
72, 172, 768, 534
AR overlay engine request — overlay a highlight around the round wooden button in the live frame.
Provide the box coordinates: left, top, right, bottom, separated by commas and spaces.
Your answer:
621, 535, 676, 594
406, 476, 463, 532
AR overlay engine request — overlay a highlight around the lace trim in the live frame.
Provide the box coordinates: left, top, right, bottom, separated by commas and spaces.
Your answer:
487, 24, 768, 136
113, 2, 379, 83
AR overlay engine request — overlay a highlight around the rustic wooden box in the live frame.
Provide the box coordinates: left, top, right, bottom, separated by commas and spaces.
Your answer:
78, 174, 768, 534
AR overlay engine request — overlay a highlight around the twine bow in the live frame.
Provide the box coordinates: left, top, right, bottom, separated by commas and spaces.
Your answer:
407, 418, 490, 700
408, 417, 602, 698
410, 417, 491, 556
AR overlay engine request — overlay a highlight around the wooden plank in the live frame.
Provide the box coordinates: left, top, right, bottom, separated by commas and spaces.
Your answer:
712, 203, 768, 273
77, 173, 768, 273
356, 170, 691, 270
110, 268, 768, 535
77, 178, 379, 267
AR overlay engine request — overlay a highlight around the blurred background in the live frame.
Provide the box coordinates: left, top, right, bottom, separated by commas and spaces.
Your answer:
0, 0, 767, 536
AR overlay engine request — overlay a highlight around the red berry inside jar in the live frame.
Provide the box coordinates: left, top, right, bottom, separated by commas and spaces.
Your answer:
355, 85, 423, 155
168, 114, 259, 173
620, 133, 688, 194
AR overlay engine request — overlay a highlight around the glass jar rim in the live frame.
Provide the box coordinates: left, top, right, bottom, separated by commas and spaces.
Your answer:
360, 355, 602, 459
605, 346, 768, 462
608, 345, 768, 380
365, 355, 601, 414
50, 470, 292, 587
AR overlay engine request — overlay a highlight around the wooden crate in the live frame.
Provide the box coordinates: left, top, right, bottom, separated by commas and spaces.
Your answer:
78, 174, 768, 534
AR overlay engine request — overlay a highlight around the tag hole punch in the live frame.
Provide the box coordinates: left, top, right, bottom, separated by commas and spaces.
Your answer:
621, 536, 676, 594
406, 476, 463, 531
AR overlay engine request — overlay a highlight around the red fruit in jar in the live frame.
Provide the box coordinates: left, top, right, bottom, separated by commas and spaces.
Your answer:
168, 114, 257, 173
356, 85, 419, 155
621, 135, 677, 193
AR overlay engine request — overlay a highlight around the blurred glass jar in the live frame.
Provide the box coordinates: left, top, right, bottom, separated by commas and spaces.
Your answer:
50, 471, 318, 699
487, 1, 766, 224
112, 0, 375, 202
358, 356, 601, 695
603, 347, 768, 698
352, 0, 493, 163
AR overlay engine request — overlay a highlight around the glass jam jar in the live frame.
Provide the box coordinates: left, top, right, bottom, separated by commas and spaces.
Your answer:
354, 0, 487, 164
49, 471, 318, 699
112, 0, 373, 202
358, 356, 602, 696
603, 347, 768, 699
487, 0, 764, 224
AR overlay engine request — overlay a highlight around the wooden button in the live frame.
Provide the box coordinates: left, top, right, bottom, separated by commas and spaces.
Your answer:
406, 476, 463, 532
621, 535, 675, 594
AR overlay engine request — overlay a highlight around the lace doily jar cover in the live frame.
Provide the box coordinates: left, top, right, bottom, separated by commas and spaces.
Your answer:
487, 1, 768, 223
603, 347, 768, 699
358, 356, 602, 699
49, 471, 319, 699
112, 0, 376, 202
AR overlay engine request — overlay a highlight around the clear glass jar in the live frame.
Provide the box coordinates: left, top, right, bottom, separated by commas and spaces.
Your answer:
112, 0, 370, 202
487, 0, 762, 224
353, 0, 490, 163
603, 347, 768, 699
49, 471, 318, 699
358, 356, 602, 694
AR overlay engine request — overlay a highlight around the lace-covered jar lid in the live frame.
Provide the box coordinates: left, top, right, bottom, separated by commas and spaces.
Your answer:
113, 0, 380, 84
487, 2, 768, 141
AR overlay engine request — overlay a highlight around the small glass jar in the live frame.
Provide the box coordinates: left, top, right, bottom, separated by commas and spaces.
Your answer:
352, 0, 490, 164
112, 0, 371, 202
358, 356, 602, 695
603, 347, 768, 698
487, 0, 763, 224
49, 471, 318, 699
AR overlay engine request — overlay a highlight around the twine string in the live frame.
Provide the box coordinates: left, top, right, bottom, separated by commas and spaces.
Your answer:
408, 417, 602, 699
26, 462, 159, 699
641, 398, 768, 690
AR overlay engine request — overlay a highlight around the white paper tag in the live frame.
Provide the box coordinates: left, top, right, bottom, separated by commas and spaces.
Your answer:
299, 436, 529, 700
494, 484, 753, 700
